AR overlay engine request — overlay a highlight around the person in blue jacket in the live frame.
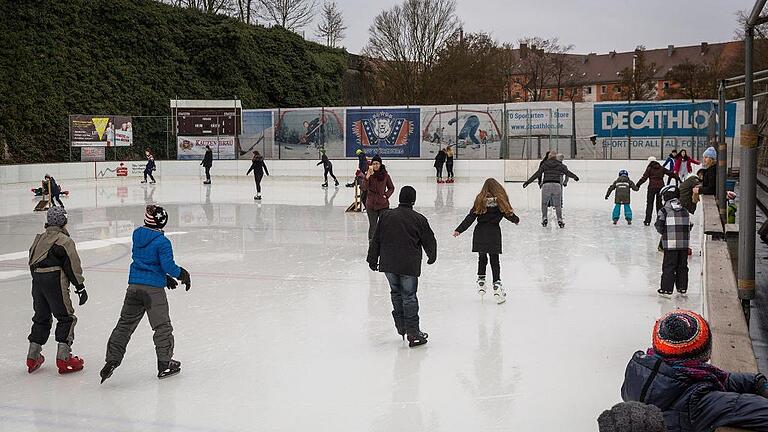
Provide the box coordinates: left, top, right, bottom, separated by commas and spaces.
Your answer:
141, 149, 157, 184
621, 309, 768, 431
663, 149, 678, 185
100, 205, 191, 383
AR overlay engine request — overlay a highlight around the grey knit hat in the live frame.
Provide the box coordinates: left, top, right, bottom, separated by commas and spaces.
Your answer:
46, 206, 67, 227
597, 402, 666, 432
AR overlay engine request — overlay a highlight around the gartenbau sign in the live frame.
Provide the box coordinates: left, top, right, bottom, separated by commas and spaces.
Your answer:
593, 102, 736, 138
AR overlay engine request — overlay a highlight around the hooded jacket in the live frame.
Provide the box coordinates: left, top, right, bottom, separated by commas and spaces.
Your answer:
247, 155, 269, 176
637, 161, 679, 190
363, 166, 394, 211
679, 176, 701, 214
455, 197, 519, 255
367, 204, 437, 277
434, 150, 447, 168
128, 226, 181, 288
29, 225, 85, 289
606, 175, 640, 204
655, 198, 690, 250
524, 158, 579, 186
663, 153, 677, 171
621, 351, 768, 432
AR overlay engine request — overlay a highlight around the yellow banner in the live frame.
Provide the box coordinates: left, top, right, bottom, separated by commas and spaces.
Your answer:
92, 117, 110, 140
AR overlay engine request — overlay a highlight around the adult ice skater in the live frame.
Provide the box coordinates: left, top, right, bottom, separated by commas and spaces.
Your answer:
317, 149, 338, 188
522, 152, 580, 228
141, 150, 156, 184
246, 151, 270, 200
201, 145, 213, 185
636, 156, 679, 226
449, 115, 481, 145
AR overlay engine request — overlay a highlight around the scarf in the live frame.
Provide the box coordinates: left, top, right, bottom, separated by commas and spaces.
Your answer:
646, 348, 729, 391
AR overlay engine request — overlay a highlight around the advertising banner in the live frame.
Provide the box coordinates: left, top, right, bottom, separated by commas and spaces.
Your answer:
80, 147, 106, 162
593, 101, 736, 138
507, 103, 572, 136
346, 108, 420, 157
240, 110, 274, 160
275, 108, 345, 159
70, 115, 133, 147
95, 161, 148, 179
177, 136, 236, 160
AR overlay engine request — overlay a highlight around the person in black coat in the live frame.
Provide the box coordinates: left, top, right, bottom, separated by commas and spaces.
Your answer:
367, 186, 436, 348
142, 150, 157, 184
316, 149, 338, 187
621, 309, 768, 432
246, 151, 269, 200
434, 148, 447, 183
454, 178, 519, 304
200, 145, 213, 184
43, 174, 64, 207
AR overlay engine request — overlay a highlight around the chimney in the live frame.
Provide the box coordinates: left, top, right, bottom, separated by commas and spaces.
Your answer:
520, 43, 528, 59
700, 42, 708, 54
667, 45, 674, 57
609, 50, 616, 58
582, 55, 588, 64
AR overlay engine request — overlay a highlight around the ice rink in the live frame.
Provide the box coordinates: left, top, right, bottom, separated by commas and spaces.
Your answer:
0, 175, 702, 432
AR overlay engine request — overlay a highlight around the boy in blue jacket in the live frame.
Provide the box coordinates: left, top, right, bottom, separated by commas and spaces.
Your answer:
100, 205, 191, 383
621, 310, 768, 432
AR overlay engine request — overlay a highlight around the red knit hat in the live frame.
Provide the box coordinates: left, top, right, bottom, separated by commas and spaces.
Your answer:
652, 310, 711, 361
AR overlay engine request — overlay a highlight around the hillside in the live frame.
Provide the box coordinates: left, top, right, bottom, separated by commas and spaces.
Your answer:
0, 0, 347, 163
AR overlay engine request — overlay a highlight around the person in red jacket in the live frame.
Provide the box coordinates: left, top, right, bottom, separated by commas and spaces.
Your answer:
673, 149, 700, 181
636, 157, 680, 226
363, 155, 394, 241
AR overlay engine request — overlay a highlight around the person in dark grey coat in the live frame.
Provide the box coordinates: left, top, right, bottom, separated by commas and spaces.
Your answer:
621, 309, 768, 432
454, 178, 519, 304
522, 152, 579, 228
200, 145, 213, 184
605, 170, 640, 224
367, 186, 436, 348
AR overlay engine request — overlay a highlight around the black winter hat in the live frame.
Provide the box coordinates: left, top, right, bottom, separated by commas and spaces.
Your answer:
371, 155, 383, 164
399, 186, 416, 204
597, 401, 666, 432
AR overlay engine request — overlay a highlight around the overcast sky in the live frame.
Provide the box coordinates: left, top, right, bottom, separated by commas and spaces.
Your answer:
318, 0, 757, 54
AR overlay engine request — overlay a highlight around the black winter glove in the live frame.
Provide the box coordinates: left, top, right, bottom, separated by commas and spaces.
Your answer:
166, 275, 179, 290
369, 262, 378, 271
427, 257, 436, 265
522, 181, 529, 189
75, 286, 88, 306
573, 176, 580, 182
604, 196, 609, 200
179, 267, 191, 291
757, 374, 768, 398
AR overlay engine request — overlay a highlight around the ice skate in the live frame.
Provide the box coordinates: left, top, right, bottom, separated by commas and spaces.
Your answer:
140, 180, 147, 184
26, 355, 44, 373
627, 220, 632, 225
612, 220, 618, 225
437, 179, 444, 184
157, 359, 181, 379
657, 289, 673, 299
254, 194, 262, 201
477, 276, 487, 296
541, 219, 548, 227
493, 281, 506, 304
149, 181, 156, 184
321, 182, 328, 188
644, 221, 650, 226
203, 180, 211, 185
558, 221, 565, 229
677, 289, 688, 298
56, 354, 84, 374
100, 361, 119, 383
407, 331, 428, 348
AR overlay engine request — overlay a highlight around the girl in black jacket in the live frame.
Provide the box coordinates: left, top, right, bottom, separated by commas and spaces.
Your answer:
246, 151, 269, 200
142, 150, 156, 184
200, 145, 213, 184
434, 149, 447, 183
453, 178, 519, 304
317, 149, 338, 187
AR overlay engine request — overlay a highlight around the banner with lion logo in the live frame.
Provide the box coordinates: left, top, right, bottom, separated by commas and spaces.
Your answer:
346, 108, 420, 157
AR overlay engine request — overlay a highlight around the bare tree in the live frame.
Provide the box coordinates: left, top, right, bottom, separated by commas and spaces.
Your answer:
364, 0, 461, 104
618, 47, 657, 101
550, 44, 576, 101
236, 0, 256, 23
517, 37, 561, 101
255, 0, 317, 31
315, 1, 346, 48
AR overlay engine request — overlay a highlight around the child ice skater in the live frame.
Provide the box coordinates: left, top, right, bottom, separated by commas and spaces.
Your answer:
655, 184, 690, 298
621, 309, 768, 431
100, 205, 191, 383
605, 170, 640, 225
453, 178, 519, 304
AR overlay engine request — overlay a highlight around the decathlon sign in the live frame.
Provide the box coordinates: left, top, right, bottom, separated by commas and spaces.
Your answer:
593, 102, 735, 138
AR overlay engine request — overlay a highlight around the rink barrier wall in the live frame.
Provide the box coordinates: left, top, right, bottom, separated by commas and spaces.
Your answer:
0, 159, 676, 185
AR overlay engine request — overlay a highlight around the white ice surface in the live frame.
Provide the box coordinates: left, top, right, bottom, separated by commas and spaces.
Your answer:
0, 176, 702, 432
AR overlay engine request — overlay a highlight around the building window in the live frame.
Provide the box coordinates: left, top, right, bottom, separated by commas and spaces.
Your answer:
601, 85, 607, 94
546, 89, 551, 97
514, 77, 520, 84
614, 86, 622, 93
663, 81, 670, 90
558, 88, 564, 98
585, 87, 592, 95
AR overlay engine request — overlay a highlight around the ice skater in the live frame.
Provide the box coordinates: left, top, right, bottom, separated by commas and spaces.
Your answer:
434, 147, 447, 183
26, 206, 88, 374
141, 150, 157, 184
673, 149, 699, 181
363, 155, 394, 240
346, 148, 367, 188
522, 152, 579, 228
201, 145, 213, 184
655, 184, 690, 298
621, 309, 768, 431
367, 186, 436, 347
445, 146, 455, 183
317, 149, 338, 188
246, 151, 270, 200
100, 205, 191, 383
449, 115, 481, 145
453, 178, 519, 304
662, 149, 677, 185
605, 170, 639, 225
43, 174, 65, 207
636, 156, 679, 226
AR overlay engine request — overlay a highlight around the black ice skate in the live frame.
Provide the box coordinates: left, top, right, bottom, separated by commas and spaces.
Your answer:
407, 332, 428, 348
558, 221, 565, 229
657, 289, 673, 299
157, 359, 181, 379
321, 182, 328, 188
477, 276, 487, 296
334, 180, 340, 187
613, 220, 618, 225
677, 289, 688, 298
100, 361, 119, 384
644, 221, 651, 226
493, 281, 506, 304
254, 194, 262, 201
541, 219, 548, 227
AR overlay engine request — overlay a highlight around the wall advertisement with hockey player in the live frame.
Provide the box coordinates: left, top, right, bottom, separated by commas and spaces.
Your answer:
346, 108, 420, 158
176, 136, 236, 160
239, 110, 274, 160
274, 108, 345, 159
